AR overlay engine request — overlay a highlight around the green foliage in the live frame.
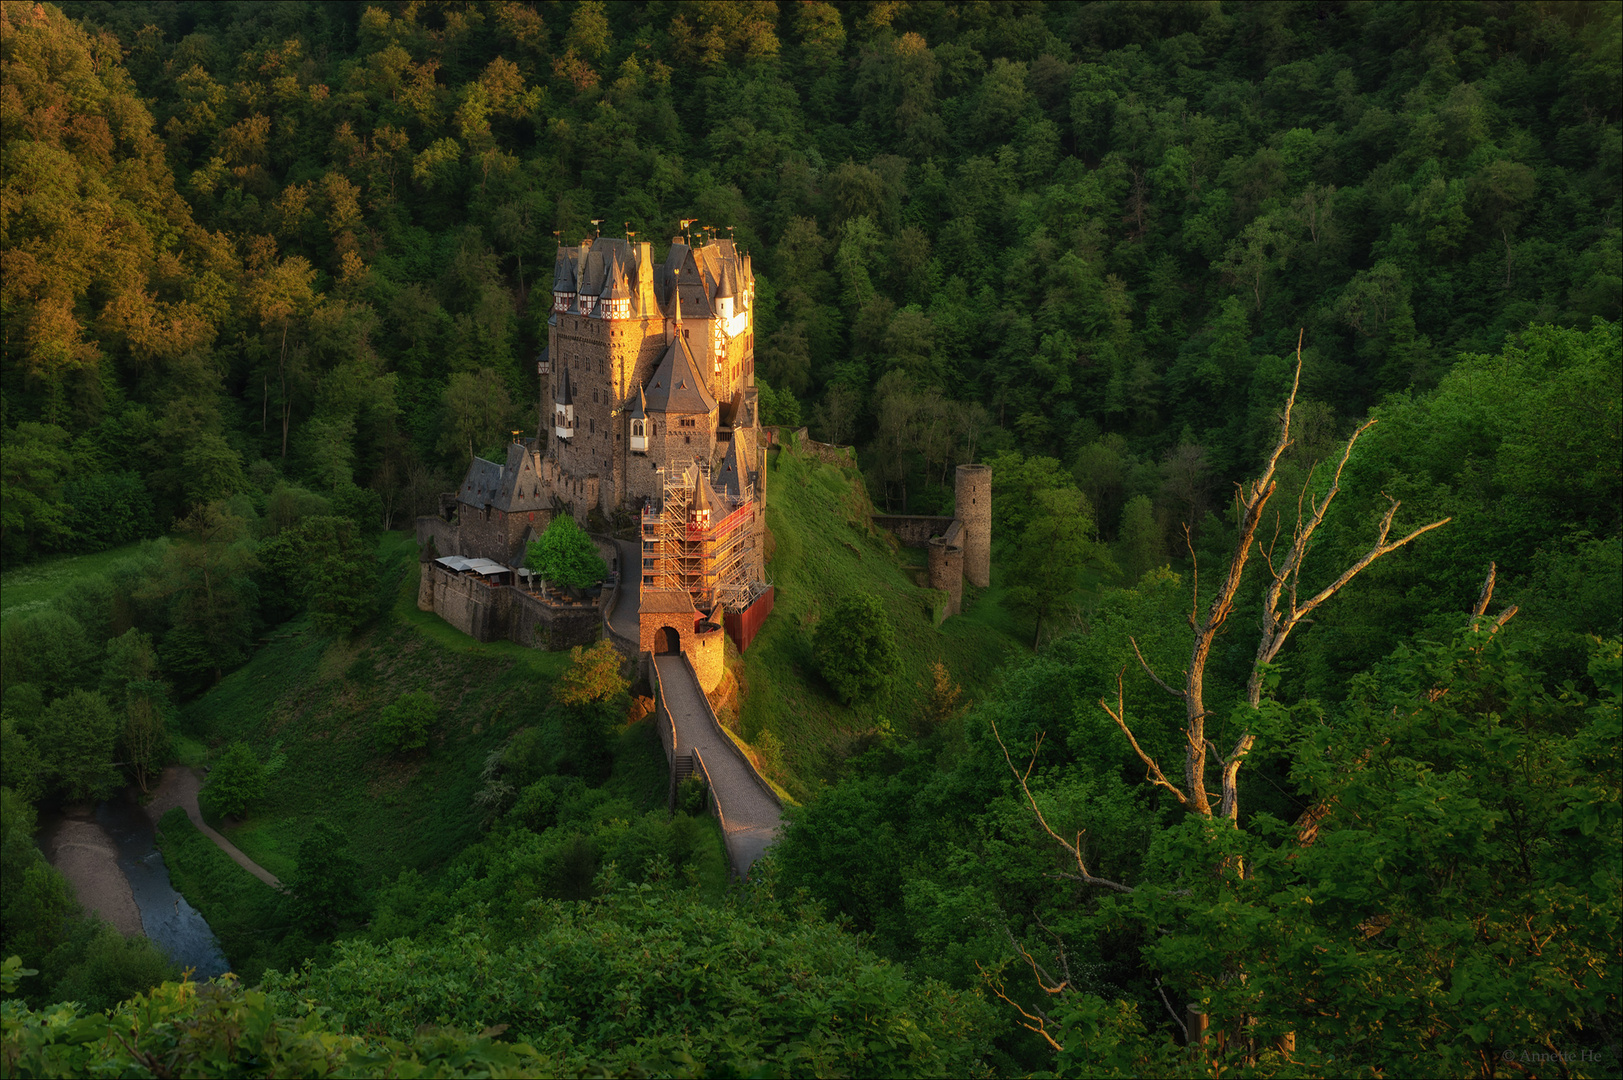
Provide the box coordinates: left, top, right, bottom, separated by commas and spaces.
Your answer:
374, 689, 438, 753
201, 741, 266, 820
260, 873, 993, 1078
288, 820, 368, 936
525, 515, 607, 591
154, 809, 298, 984
2, 968, 551, 1078
813, 593, 900, 705
552, 639, 628, 707
29, 691, 121, 802
1005, 486, 1114, 648
675, 776, 709, 817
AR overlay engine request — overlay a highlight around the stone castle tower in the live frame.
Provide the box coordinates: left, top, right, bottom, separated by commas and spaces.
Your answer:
955, 464, 991, 588
545, 234, 761, 516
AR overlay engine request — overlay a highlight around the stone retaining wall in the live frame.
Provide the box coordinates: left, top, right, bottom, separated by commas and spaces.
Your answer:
418, 564, 600, 649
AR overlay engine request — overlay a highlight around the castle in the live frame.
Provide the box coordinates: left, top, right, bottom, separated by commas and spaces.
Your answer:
418, 232, 772, 689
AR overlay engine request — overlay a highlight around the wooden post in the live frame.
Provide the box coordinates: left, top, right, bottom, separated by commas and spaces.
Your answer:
1275, 1031, 1295, 1054
1187, 1006, 1208, 1047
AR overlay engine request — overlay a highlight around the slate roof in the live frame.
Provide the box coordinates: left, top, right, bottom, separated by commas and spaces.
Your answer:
628, 383, 647, 420
644, 336, 717, 415
554, 366, 573, 406
715, 437, 747, 501
551, 235, 752, 323
456, 442, 551, 513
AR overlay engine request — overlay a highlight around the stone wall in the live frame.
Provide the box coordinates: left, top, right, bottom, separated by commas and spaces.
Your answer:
415, 515, 461, 559
872, 515, 957, 547
419, 564, 600, 650
689, 625, 725, 694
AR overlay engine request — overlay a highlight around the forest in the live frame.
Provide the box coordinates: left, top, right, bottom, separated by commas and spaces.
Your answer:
1, 1, 1620, 1077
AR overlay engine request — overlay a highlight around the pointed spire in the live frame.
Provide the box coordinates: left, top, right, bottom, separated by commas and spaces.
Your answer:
691, 471, 712, 521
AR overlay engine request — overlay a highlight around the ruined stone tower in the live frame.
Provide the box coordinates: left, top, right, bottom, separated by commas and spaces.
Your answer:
927, 529, 964, 616
955, 464, 991, 588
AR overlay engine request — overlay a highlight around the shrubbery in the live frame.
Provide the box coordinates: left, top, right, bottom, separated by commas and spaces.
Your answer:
373, 690, 437, 753
200, 742, 265, 820
812, 593, 899, 705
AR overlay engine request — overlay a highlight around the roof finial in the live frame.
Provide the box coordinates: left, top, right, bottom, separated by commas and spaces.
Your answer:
672, 266, 683, 328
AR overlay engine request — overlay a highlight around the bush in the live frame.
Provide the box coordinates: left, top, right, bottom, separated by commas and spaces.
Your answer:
811, 593, 899, 705
374, 690, 438, 753
201, 742, 265, 820
676, 777, 710, 816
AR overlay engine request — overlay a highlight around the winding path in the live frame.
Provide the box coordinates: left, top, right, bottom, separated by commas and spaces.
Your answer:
145, 766, 283, 889
655, 655, 782, 878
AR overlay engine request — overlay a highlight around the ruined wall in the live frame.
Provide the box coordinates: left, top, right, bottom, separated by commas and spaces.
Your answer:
872, 515, 957, 547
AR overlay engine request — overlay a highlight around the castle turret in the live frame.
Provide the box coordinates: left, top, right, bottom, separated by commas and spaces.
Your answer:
553, 366, 574, 440
551, 252, 576, 315
956, 463, 991, 588
600, 256, 631, 320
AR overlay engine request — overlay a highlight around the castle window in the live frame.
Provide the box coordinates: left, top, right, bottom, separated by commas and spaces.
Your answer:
685, 435, 691, 445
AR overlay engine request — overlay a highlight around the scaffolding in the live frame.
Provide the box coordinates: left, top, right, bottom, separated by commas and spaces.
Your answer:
640, 465, 758, 613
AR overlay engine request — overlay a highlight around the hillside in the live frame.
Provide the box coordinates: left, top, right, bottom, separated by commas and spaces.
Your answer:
735, 440, 1027, 798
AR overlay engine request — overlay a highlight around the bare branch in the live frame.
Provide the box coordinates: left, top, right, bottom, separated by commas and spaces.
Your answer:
1157, 980, 1189, 1042
1101, 673, 1188, 807
1491, 605, 1519, 634
1130, 637, 1186, 699
1473, 562, 1498, 619
990, 710, 1138, 893
1003, 925, 1068, 994
979, 966, 1065, 1053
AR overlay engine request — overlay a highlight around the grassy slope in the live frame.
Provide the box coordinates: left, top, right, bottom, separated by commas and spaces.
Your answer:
0, 541, 148, 623
738, 447, 1026, 795
183, 532, 573, 883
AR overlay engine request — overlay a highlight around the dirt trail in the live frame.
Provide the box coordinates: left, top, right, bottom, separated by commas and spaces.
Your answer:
146, 766, 283, 889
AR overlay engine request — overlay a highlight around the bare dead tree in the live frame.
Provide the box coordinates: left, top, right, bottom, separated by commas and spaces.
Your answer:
1118, 331, 1450, 824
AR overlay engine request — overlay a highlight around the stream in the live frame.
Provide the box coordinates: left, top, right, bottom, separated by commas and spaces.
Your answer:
40, 790, 230, 980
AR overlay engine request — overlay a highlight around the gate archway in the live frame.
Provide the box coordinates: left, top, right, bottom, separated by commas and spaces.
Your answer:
655, 626, 681, 655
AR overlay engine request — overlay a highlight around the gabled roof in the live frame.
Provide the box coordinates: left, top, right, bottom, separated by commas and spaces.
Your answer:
456, 443, 552, 513
641, 588, 698, 615
628, 383, 647, 420
554, 366, 573, 406
644, 336, 717, 415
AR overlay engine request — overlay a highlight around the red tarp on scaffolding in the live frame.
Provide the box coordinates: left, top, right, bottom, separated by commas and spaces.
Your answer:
724, 586, 775, 652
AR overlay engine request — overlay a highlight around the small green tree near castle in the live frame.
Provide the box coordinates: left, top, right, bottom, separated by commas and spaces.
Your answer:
527, 515, 608, 590
374, 690, 438, 753
813, 593, 899, 705
201, 742, 265, 820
